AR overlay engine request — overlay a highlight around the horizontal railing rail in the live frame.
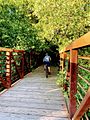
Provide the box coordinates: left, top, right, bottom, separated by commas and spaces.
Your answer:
60, 32, 90, 120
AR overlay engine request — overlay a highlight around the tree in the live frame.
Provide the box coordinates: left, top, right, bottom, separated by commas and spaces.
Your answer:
31, 0, 90, 50
0, 0, 90, 51
0, 0, 42, 50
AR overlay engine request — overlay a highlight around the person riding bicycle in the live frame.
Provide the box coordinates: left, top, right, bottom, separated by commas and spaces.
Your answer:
43, 53, 51, 74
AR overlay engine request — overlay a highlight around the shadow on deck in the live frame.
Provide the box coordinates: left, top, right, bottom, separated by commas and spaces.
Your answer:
0, 66, 69, 120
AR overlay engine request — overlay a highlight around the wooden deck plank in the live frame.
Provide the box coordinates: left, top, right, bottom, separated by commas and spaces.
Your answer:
0, 113, 68, 120
0, 101, 67, 110
0, 97, 65, 105
0, 66, 69, 120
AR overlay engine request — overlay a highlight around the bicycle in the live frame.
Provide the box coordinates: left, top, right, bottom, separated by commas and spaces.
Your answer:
45, 64, 49, 78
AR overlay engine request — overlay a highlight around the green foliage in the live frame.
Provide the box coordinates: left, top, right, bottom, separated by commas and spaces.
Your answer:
56, 71, 65, 86
56, 70, 69, 89
0, 0, 90, 51
31, 0, 90, 50
0, 0, 43, 51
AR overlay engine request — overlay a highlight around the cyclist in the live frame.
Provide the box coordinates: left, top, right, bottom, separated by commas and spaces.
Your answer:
43, 53, 51, 74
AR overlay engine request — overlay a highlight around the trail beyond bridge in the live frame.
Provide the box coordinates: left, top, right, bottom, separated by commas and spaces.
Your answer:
0, 66, 69, 120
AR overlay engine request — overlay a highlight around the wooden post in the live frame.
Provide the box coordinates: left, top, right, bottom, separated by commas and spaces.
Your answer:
30, 51, 32, 71
69, 49, 78, 119
28, 52, 30, 72
61, 52, 67, 71
60, 53, 64, 71
21, 52, 24, 79
66, 58, 70, 80
62, 53, 64, 71
6, 52, 11, 88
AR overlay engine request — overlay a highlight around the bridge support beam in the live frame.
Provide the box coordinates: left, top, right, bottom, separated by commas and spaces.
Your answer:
69, 49, 78, 118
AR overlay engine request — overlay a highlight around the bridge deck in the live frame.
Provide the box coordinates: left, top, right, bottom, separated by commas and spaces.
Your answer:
0, 66, 69, 120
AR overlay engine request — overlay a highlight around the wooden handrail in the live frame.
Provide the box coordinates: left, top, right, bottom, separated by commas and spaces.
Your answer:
0, 47, 13, 52
60, 32, 90, 119
0, 47, 24, 52
60, 32, 90, 52
65, 32, 90, 51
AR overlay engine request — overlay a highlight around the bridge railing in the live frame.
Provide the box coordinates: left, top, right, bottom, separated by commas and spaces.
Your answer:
0, 47, 41, 90
60, 32, 90, 120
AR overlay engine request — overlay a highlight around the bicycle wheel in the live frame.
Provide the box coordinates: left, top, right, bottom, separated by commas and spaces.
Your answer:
46, 64, 48, 78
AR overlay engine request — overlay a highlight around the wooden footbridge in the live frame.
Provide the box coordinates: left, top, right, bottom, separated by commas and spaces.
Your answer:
0, 66, 69, 120
0, 32, 90, 120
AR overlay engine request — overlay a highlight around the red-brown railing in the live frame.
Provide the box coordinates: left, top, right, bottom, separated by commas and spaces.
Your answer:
60, 32, 90, 120
0, 47, 41, 90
